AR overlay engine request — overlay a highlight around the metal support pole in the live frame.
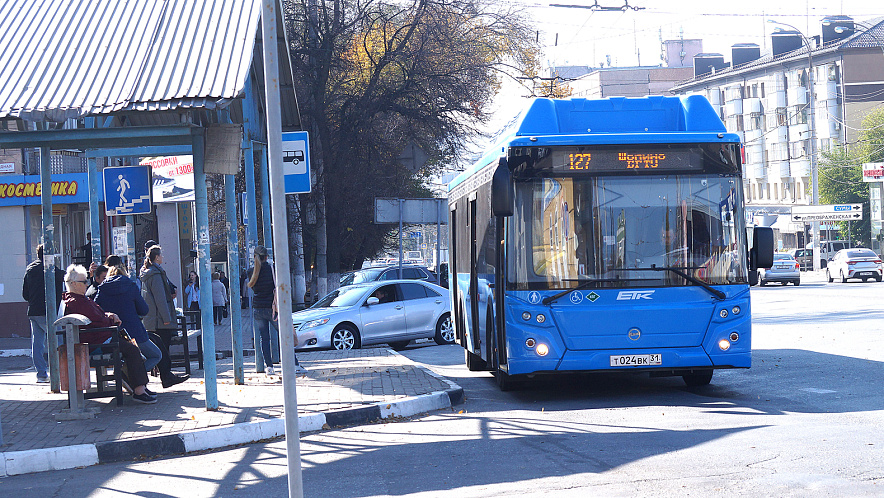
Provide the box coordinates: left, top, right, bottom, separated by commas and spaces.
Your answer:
86, 118, 102, 266
261, 1, 303, 494
436, 200, 441, 275
126, 215, 136, 279
225, 175, 244, 384
259, 144, 274, 260
258, 144, 280, 363
193, 132, 218, 411
244, 141, 263, 372
40, 146, 60, 392
398, 198, 403, 278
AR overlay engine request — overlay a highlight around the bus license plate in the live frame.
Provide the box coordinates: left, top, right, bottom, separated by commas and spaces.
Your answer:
610, 354, 662, 367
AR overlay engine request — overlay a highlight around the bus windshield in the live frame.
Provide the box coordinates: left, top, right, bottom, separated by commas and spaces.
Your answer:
508, 174, 748, 290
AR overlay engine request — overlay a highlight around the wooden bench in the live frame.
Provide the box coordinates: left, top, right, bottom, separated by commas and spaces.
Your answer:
57, 325, 126, 405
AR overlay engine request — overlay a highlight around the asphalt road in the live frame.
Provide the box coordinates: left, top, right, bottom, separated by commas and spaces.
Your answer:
4, 271, 883, 497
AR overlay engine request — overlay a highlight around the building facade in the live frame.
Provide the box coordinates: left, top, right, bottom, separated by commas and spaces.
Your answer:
670, 17, 884, 250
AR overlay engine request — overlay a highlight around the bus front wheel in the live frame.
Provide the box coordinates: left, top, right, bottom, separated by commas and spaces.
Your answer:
495, 370, 523, 391
682, 370, 713, 387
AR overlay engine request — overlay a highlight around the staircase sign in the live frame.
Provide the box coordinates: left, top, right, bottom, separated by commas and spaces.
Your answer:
282, 131, 311, 194
790, 204, 863, 222
103, 165, 152, 216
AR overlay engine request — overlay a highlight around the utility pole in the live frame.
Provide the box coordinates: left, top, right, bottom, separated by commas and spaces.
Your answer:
261, 1, 303, 495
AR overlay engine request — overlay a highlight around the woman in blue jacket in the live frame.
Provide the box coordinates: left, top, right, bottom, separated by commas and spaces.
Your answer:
95, 264, 162, 394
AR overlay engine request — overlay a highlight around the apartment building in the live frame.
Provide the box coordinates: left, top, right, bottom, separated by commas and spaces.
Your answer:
670, 16, 884, 247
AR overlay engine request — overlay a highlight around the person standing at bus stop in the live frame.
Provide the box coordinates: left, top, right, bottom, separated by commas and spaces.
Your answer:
22, 244, 64, 383
247, 245, 305, 376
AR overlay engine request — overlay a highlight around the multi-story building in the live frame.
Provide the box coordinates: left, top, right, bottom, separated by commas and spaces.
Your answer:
670, 16, 884, 249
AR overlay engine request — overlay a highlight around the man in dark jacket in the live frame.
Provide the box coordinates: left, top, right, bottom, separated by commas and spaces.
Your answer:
21, 244, 64, 383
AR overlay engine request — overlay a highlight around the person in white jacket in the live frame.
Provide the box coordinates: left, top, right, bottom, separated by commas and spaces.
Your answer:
211, 272, 228, 325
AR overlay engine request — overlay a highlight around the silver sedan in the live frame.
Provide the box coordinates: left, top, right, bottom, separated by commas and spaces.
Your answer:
293, 280, 454, 351
759, 253, 801, 286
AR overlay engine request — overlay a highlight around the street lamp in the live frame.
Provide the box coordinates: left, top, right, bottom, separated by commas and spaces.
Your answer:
768, 20, 820, 271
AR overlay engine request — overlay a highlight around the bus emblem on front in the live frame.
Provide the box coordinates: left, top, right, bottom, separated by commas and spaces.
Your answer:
616, 290, 655, 301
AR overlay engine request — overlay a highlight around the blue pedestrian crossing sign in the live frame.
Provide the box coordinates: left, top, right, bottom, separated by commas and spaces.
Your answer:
104, 165, 152, 215
282, 131, 311, 194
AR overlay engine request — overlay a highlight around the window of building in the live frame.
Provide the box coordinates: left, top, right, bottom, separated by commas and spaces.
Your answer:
766, 183, 771, 199
761, 82, 765, 98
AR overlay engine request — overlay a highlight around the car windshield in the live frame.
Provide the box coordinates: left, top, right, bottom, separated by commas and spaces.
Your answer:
774, 253, 793, 261
340, 268, 383, 286
846, 249, 877, 258
311, 285, 369, 308
508, 174, 748, 290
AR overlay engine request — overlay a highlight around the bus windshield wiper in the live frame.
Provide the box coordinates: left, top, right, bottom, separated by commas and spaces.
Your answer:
630, 265, 726, 300
541, 277, 623, 305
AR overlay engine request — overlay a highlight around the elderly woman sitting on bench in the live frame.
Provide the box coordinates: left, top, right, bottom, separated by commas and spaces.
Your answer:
61, 264, 156, 404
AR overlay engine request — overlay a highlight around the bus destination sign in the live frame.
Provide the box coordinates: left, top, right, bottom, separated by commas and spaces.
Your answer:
552, 148, 702, 173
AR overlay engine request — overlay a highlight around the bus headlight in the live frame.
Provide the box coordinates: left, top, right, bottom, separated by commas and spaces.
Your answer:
525, 338, 536, 348
718, 339, 731, 351
536, 314, 546, 323
536, 343, 549, 356
719, 309, 728, 318
522, 311, 532, 321
729, 332, 740, 342
731, 306, 741, 315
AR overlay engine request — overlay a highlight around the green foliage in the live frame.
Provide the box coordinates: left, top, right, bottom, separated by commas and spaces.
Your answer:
818, 146, 869, 245
817, 107, 884, 246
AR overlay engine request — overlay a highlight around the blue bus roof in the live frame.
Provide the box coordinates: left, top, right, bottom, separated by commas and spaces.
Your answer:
450, 95, 740, 191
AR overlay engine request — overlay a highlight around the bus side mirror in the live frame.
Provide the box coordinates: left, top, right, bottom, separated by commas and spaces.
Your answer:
750, 226, 774, 270
491, 158, 514, 217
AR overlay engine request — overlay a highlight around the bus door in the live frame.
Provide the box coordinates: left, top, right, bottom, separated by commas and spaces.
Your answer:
494, 216, 507, 368
468, 195, 481, 355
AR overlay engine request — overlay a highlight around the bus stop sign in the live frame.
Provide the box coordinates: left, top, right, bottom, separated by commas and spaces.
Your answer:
282, 131, 311, 194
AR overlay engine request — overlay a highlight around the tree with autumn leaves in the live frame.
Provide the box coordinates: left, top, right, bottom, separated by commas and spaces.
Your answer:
283, 0, 541, 290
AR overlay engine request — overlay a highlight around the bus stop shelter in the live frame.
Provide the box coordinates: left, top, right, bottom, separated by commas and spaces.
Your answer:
0, 0, 302, 410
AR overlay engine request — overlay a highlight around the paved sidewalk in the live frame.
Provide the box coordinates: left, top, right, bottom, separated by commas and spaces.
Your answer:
0, 341, 463, 476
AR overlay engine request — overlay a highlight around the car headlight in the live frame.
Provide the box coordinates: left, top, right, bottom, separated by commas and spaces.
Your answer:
302, 317, 330, 329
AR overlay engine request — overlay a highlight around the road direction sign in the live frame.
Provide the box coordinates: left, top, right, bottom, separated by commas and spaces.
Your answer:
790, 204, 863, 222
104, 165, 152, 215
282, 131, 311, 194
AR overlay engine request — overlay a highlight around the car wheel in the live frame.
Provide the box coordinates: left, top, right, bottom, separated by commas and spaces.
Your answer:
682, 370, 713, 387
826, 269, 833, 283
759, 279, 767, 286
877, 275, 882, 282
434, 313, 455, 345
388, 340, 410, 351
331, 324, 361, 350
862, 277, 869, 283
794, 280, 801, 286
465, 349, 488, 371
840, 271, 848, 283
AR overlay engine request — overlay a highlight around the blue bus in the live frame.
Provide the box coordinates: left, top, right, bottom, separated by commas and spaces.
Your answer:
447, 96, 773, 390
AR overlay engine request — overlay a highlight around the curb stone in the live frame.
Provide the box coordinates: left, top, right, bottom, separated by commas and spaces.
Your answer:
0, 350, 463, 477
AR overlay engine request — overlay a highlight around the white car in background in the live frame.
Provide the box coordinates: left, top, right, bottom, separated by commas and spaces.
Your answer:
826, 248, 883, 283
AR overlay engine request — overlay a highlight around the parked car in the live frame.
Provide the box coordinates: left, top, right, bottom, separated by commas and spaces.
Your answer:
339, 264, 439, 286
293, 280, 453, 351
758, 253, 801, 286
826, 248, 883, 283
787, 248, 813, 271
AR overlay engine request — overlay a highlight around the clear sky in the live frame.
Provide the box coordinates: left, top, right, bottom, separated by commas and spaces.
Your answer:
527, 0, 883, 69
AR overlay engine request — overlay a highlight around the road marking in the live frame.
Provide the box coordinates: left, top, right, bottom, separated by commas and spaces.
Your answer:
800, 388, 836, 394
